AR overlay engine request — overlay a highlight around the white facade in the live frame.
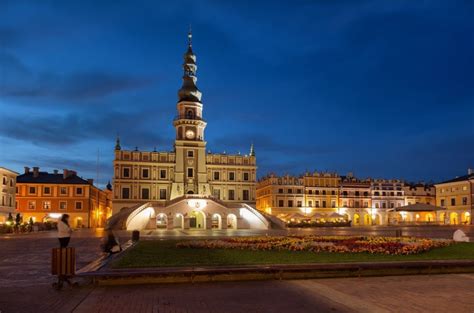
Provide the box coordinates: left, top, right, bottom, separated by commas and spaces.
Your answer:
0, 167, 18, 223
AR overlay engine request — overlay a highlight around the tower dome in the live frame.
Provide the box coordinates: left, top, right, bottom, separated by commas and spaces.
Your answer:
178, 29, 202, 103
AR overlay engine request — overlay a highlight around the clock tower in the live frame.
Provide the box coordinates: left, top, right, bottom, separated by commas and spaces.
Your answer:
171, 30, 210, 199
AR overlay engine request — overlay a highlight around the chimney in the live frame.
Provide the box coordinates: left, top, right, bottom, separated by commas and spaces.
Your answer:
87, 179, 94, 185
24, 167, 30, 174
63, 169, 69, 179
53, 169, 58, 175
33, 167, 39, 178
469, 168, 473, 175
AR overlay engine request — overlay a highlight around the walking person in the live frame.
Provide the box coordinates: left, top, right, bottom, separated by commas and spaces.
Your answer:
57, 214, 72, 248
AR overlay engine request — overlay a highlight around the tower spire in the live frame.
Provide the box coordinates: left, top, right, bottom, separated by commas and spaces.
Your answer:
178, 28, 201, 103
249, 143, 255, 156
115, 135, 121, 151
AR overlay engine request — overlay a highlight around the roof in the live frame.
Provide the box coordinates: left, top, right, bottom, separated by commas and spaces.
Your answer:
393, 203, 445, 212
0, 167, 19, 175
17, 172, 91, 185
436, 173, 474, 185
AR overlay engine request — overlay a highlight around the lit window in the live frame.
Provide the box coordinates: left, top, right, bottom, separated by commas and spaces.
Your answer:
43, 201, 51, 210
28, 201, 36, 210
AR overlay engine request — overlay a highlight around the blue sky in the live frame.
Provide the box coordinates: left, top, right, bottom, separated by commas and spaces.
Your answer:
0, 0, 473, 186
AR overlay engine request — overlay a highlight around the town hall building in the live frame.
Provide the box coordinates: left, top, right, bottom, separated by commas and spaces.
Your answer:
111, 32, 276, 231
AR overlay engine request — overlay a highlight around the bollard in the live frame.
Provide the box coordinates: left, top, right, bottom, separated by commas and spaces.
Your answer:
132, 230, 140, 242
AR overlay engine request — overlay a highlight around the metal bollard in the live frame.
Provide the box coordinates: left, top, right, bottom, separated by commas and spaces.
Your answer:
132, 230, 140, 242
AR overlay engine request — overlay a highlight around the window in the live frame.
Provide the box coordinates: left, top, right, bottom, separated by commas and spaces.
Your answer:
363, 201, 368, 208
451, 198, 456, 206
315, 190, 320, 195
76, 187, 83, 195
160, 170, 167, 179
315, 201, 320, 208
2, 177, 5, 185
60, 187, 68, 195
229, 172, 235, 181
462, 186, 468, 191
390, 203, 394, 208
322, 190, 326, 195
142, 169, 149, 178
322, 201, 327, 208
331, 190, 335, 195
123, 168, 130, 178
288, 200, 293, 207
331, 201, 336, 208
141, 188, 150, 199
355, 191, 360, 196
187, 168, 194, 178
364, 192, 368, 196
28, 201, 36, 210
75, 201, 82, 210
43, 187, 51, 194
187, 150, 194, 157
308, 190, 312, 195
214, 172, 220, 180
374, 192, 380, 196
343, 191, 348, 196
122, 187, 130, 199
243, 190, 249, 201
278, 200, 284, 207
462, 197, 468, 205
308, 200, 313, 207
159, 189, 167, 200
441, 199, 445, 206
213, 189, 221, 199
382, 203, 387, 208
29, 187, 36, 194
297, 189, 302, 194
288, 189, 292, 194
297, 201, 302, 207
243, 172, 249, 181
43, 201, 51, 210
59, 201, 67, 210
397, 192, 402, 196
228, 190, 235, 200
278, 189, 283, 194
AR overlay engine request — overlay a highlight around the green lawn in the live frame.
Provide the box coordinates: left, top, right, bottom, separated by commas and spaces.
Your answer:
111, 240, 474, 269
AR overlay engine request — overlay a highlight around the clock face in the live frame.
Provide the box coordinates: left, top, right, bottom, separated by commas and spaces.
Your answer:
185, 130, 195, 139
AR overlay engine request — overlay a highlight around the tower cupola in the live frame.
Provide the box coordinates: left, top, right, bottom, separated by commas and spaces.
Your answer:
178, 29, 202, 103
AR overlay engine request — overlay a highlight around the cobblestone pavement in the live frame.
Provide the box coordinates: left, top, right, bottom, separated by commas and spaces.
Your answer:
1, 227, 474, 312
1, 274, 473, 313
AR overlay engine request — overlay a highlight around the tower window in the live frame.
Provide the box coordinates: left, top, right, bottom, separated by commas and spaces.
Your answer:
186, 110, 194, 119
187, 168, 194, 178
122, 187, 130, 199
187, 150, 194, 158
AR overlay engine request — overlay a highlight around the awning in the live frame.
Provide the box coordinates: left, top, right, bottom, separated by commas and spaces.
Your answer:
310, 212, 326, 219
328, 212, 345, 218
393, 203, 446, 212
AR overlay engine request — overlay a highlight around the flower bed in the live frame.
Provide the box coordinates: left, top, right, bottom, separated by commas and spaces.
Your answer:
176, 236, 452, 255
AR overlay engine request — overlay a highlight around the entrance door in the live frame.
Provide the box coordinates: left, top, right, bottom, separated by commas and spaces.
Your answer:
189, 217, 197, 228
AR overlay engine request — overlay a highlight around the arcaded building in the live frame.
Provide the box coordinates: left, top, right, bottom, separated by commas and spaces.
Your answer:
0, 167, 18, 224
111, 32, 271, 231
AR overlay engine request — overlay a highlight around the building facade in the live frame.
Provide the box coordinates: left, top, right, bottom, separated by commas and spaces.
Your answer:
0, 167, 19, 224
435, 169, 473, 225
339, 175, 372, 226
16, 167, 112, 228
110, 32, 270, 231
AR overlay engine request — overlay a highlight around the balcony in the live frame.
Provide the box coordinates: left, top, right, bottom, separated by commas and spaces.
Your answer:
174, 115, 205, 122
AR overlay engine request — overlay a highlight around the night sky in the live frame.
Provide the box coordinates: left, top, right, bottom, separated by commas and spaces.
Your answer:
0, 0, 473, 186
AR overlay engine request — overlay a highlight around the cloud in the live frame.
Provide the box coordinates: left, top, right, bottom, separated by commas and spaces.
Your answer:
0, 110, 168, 147
0, 52, 157, 101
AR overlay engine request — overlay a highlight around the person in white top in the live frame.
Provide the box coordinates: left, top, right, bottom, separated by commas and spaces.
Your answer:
57, 214, 73, 248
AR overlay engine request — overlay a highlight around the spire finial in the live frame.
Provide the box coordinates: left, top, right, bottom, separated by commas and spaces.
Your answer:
115, 134, 121, 151
188, 24, 192, 47
250, 142, 255, 156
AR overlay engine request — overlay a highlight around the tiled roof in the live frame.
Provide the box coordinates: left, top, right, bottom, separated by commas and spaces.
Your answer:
17, 172, 90, 185
437, 173, 474, 185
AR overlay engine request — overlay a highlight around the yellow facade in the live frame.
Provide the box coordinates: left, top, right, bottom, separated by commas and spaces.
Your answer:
435, 170, 473, 225
0, 167, 18, 224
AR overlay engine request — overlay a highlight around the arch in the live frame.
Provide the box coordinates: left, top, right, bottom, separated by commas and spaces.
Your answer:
353, 213, 360, 226
450, 212, 459, 225
363, 214, 372, 226
156, 213, 168, 229
75, 217, 83, 228
173, 213, 184, 229
372, 214, 381, 225
189, 211, 205, 229
439, 212, 447, 225
227, 214, 237, 229
211, 213, 222, 229
425, 213, 434, 223
462, 212, 471, 224
186, 109, 194, 119
187, 190, 194, 195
